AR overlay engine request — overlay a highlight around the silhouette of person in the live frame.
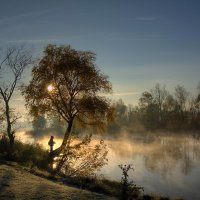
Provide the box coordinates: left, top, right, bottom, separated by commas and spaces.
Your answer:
48, 136, 55, 154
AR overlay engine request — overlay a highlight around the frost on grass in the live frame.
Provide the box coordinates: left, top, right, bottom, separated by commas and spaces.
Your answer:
0, 163, 116, 200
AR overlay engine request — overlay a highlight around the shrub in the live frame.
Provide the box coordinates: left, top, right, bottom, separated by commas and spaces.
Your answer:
142, 194, 154, 200
0, 137, 49, 170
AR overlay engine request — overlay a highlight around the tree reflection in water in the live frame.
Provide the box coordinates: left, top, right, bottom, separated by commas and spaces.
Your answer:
15, 131, 200, 199
105, 133, 200, 178
143, 135, 197, 176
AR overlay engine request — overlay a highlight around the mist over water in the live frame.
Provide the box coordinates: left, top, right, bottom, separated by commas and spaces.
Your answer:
16, 130, 200, 200
101, 132, 200, 200
15, 130, 63, 149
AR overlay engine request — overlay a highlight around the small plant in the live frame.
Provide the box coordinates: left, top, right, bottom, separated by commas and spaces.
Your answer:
119, 164, 143, 200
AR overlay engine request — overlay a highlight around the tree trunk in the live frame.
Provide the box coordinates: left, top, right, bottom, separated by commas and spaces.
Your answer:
51, 118, 74, 171
60, 118, 73, 148
5, 101, 14, 146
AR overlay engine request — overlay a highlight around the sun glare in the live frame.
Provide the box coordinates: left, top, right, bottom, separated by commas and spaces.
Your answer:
47, 85, 54, 92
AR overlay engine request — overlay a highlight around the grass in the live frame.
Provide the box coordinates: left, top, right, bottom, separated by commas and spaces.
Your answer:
0, 137, 184, 200
0, 162, 115, 200
0, 137, 49, 170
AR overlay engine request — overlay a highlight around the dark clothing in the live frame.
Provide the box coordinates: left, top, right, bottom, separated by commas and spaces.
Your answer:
48, 136, 55, 153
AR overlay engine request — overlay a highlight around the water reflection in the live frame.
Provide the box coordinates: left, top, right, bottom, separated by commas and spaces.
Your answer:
143, 136, 195, 176
15, 131, 200, 200
104, 134, 200, 177
102, 133, 200, 200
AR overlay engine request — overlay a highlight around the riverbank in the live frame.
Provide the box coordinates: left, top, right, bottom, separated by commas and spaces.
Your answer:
0, 162, 116, 200
0, 161, 185, 200
0, 137, 186, 200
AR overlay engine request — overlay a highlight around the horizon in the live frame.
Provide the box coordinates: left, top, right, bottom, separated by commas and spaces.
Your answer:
0, 0, 200, 116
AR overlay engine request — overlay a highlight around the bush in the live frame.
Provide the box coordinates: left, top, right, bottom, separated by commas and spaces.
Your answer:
0, 137, 49, 170
142, 194, 154, 200
159, 197, 170, 200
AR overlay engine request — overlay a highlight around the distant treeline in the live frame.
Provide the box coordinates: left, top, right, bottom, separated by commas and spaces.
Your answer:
30, 82, 200, 136
108, 83, 200, 134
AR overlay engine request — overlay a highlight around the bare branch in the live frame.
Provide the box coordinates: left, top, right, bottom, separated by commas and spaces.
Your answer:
0, 45, 33, 145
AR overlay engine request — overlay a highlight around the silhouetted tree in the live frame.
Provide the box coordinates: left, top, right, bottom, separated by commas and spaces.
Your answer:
188, 95, 200, 129
139, 91, 153, 108
0, 45, 32, 146
22, 45, 113, 164
32, 115, 47, 132
197, 81, 200, 94
49, 115, 65, 135
139, 91, 159, 129
108, 99, 128, 134
106, 82, 200, 133
174, 85, 189, 123
163, 94, 176, 112
0, 101, 4, 131
151, 83, 168, 126
115, 99, 128, 120
119, 164, 143, 200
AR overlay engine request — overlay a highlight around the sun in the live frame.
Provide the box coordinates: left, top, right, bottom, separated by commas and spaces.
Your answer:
47, 85, 54, 92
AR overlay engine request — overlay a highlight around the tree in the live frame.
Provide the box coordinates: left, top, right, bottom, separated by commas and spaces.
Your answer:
139, 91, 153, 108
151, 83, 168, 125
197, 81, 200, 93
22, 44, 112, 160
139, 91, 159, 129
57, 137, 108, 177
197, 81, 200, 104
109, 99, 128, 133
119, 164, 143, 200
0, 100, 4, 134
163, 94, 176, 112
0, 45, 32, 146
187, 82, 200, 128
32, 115, 47, 132
174, 85, 189, 122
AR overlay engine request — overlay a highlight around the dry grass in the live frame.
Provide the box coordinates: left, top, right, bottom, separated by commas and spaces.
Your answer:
0, 163, 116, 200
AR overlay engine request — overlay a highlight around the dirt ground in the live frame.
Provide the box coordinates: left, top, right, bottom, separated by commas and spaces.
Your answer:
0, 163, 116, 200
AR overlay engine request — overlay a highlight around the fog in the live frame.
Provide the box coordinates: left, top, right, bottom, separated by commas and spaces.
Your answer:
15, 130, 200, 200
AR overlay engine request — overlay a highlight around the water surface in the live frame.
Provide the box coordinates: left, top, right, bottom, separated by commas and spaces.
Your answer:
101, 133, 200, 200
16, 131, 200, 200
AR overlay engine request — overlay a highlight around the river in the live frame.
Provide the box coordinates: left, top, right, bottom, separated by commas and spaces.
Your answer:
16, 131, 200, 200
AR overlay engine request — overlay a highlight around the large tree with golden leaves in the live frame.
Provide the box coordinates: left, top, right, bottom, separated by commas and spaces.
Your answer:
22, 44, 112, 157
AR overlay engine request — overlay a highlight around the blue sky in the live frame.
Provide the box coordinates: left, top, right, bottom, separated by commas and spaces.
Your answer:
0, 0, 200, 107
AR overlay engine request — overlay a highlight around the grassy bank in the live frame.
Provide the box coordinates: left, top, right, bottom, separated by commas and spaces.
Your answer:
0, 162, 115, 200
0, 138, 184, 200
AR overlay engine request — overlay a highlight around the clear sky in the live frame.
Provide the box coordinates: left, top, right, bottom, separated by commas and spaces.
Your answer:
0, 0, 200, 110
